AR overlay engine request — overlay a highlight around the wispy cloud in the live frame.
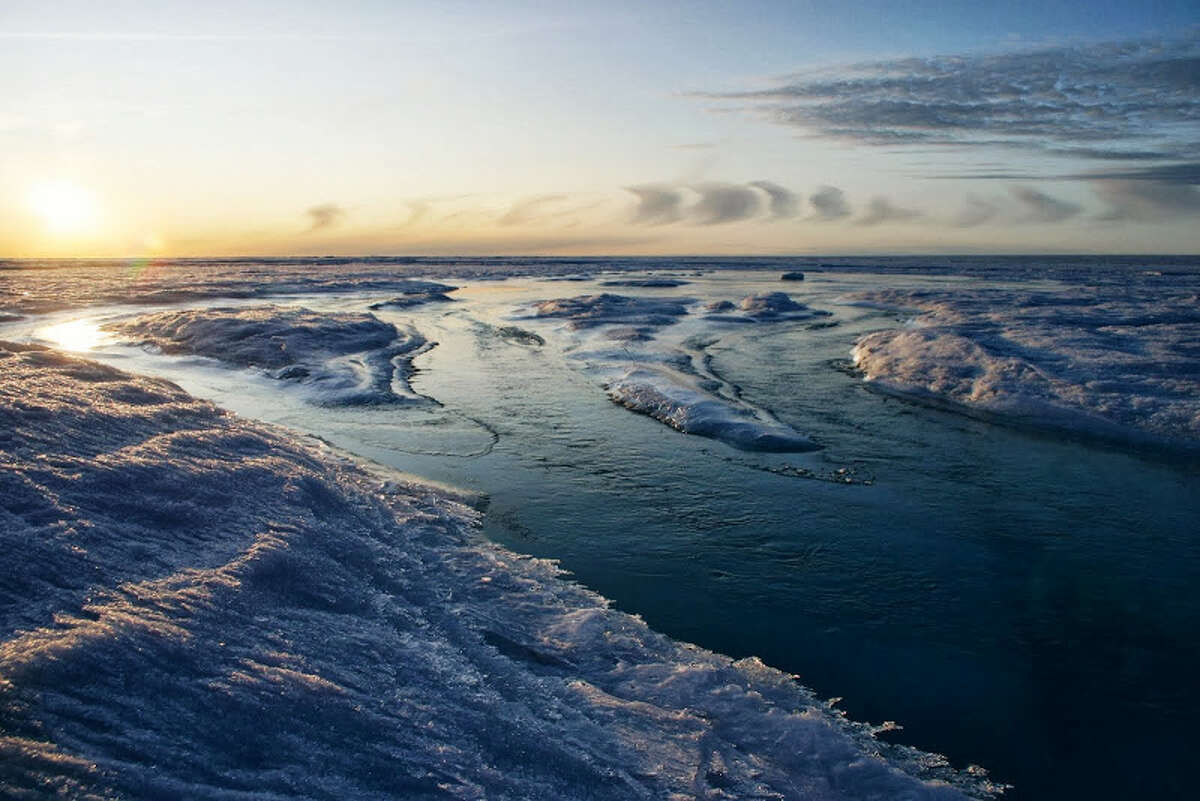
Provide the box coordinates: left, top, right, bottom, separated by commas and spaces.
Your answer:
690, 183, 762, 225
858, 197, 921, 226
749, 180, 801, 219
498, 194, 568, 226
626, 185, 685, 225
699, 37, 1200, 164
305, 203, 345, 232
954, 196, 1001, 227
809, 185, 851, 220
626, 181, 809, 225
1094, 180, 1200, 221
1011, 187, 1081, 223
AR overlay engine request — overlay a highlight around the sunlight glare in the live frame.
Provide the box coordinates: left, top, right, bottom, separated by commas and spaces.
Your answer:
27, 180, 99, 234
41, 319, 108, 352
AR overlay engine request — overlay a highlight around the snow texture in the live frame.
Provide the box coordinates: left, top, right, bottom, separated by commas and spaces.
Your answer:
850, 287, 1200, 450
521, 292, 820, 452
705, 292, 832, 323
368, 280, 460, 310
0, 342, 996, 800
108, 306, 431, 406
606, 367, 820, 452
528, 293, 693, 339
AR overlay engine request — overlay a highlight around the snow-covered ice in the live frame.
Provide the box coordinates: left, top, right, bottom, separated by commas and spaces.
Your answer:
520, 292, 820, 452
528, 293, 693, 338
849, 286, 1200, 450
705, 291, 832, 323
367, 280, 460, 310
0, 341, 993, 799
108, 306, 432, 406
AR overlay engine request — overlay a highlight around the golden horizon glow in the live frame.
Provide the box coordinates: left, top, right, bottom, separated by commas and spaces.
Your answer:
26, 180, 101, 236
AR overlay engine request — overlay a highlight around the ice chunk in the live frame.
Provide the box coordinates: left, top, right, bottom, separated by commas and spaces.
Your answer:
107, 306, 431, 406
368, 292, 455, 310
495, 325, 545, 346
706, 291, 832, 323
850, 287, 1200, 450
527, 293, 692, 332
368, 280, 459, 309
606, 367, 820, 452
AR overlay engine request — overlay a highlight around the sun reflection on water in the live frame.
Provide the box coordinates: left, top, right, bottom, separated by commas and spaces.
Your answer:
40, 319, 108, 352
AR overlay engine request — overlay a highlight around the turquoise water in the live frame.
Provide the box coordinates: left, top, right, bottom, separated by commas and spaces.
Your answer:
15, 263, 1200, 799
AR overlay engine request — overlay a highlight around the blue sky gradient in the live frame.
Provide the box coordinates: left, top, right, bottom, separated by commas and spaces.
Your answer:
2, 1, 1198, 255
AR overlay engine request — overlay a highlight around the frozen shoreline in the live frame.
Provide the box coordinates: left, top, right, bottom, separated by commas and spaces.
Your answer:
0, 341, 997, 799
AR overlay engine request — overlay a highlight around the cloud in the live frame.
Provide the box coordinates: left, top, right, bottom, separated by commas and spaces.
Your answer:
809, 185, 851, 220
858, 197, 921, 225
498, 194, 569, 226
699, 38, 1200, 163
626, 184, 685, 225
954, 196, 1001, 227
749, 180, 801, 218
1010, 186, 1081, 223
1094, 180, 1200, 221
625, 180, 809, 225
305, 203, 345, 232
690, 183, 762, 225
1068, 162, 1200, 184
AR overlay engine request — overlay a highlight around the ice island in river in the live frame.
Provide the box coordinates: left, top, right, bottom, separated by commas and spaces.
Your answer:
3, 255, 1200, 800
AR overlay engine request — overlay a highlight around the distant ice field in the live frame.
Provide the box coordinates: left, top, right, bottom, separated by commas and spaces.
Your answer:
2, 256, 1199, 800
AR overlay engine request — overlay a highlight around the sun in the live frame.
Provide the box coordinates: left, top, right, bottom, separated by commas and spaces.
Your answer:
27, 180, 100, 234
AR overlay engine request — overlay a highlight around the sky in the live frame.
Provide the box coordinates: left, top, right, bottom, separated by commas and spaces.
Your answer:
2, 0, 1198, 257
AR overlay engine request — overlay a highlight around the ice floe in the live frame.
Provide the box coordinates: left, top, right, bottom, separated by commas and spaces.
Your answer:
0, 341, 995, 799
606, 367, 820, 452
850, 287, 1200, 450
108, 306, 432, 406
368, 280, 460, 310
519, 292, 821, 452
527, 293, 692, 335
705, 291, 832, 323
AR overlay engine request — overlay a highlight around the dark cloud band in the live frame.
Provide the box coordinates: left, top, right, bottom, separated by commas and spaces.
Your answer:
700, 38, 1200, 163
